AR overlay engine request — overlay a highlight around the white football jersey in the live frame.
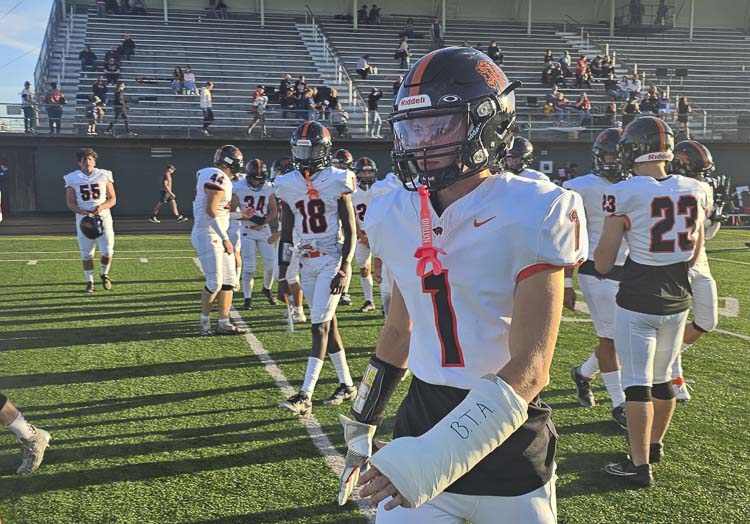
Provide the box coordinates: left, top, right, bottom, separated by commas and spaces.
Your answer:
233, 180, 275, 232
274, 166, 355, 252
366, 174, 587, 390
612, 175, 709, 266
63, 169, 114, 217
369, 172, 403, 198
352, 185, 373, 233
192, 167, 234, 232
564, 173, 629, 266
691, 178, 716, 272
516, 168, 550, 182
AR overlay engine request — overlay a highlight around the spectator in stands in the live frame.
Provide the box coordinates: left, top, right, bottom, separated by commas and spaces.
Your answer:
298, 89, 315, 121
79, 45, 98, 71
294, 75, 306, 97
658, 90, 672, 119
279, 73, 292, 97
280, 87, 295, 119
621, 95, 641, 126
121, 34, 136, 61
630, 74, 643, 98
603, 71, 619, 99
559, 51, 571, 76
640, 91, 659, 114
574, 55, 587, 86
96, 0, 106, 17
397, 36, 411, 69
576, 92, 591, 126
356, 55, 377, 79
617, 75, 630, 100
541, 63, 555, 86
21, 81, 37, 134
132, 0, 147, 15
43, 82, 66, 134
172, 66, 184, 94
551, 63, 567, 88
629, 0, 644, 24
105, 81, 136, 136
552, 91, 572, 125
590, 55, 603, 77
367, 87, 383, 138
545, 85, 559, 105
392, 75, 403, 95
486, 40, 503, 64
92, 76, 108, 104
86, 96, 104, 135
120, 0, 131, 14
216, 0, 228, 19
606, 102, 618, 127
678, 96, 691, 138
105, 0, 119, 14
104, 58, 121, 85
247, 86, 269, 138
543, 49, 553, 63
105, 46, 121, 66
183, 66, 198, 95
600, 56, 614, 78
473, 43, 484, 54
200, 81, 214, 136
357, 5, 368, 24
369, 4, 381, 24
332, 102, 349, 137
329, 88, 340, 112
430, 18, 444, 50
399, 18, 417, 39
655, 0, 669, 25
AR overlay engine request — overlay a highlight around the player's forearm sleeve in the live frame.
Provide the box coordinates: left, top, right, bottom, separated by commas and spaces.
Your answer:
208, 217, 228, 240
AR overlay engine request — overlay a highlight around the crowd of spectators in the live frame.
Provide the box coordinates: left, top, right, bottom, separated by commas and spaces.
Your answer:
96, 0, 147, 17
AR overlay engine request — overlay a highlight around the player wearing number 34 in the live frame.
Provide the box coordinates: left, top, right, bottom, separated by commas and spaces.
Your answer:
338, 47, 587, 523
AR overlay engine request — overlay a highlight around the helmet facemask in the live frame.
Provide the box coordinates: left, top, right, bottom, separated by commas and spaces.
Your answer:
356, 168, 376, 189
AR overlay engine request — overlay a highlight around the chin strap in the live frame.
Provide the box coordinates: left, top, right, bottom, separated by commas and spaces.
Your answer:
413, 185, 445, 277
303, 169, 319, 199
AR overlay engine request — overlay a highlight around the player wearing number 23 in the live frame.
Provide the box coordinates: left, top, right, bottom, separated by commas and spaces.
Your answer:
338, 47, 587, 523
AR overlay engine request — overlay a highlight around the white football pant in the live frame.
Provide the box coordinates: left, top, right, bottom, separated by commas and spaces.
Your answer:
578, 274, 618, 340
300, 252, 342, 324
76, 213, 115, 260
192, 229, 236, 293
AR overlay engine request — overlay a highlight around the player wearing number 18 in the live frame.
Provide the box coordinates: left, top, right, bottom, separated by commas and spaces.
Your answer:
64, 148, 117, 293
595, 116, 709, 487
339, 47, 587, 522
275, 121, 358, 416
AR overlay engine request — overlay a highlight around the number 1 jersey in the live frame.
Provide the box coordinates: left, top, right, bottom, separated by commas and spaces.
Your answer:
366, 174, 587, 390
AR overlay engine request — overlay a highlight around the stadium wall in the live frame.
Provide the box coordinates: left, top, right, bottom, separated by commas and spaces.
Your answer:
69, 0, 750, 30
1, 136, 748, 214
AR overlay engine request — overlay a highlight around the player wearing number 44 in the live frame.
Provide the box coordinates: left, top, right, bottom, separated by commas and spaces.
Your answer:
64, 148, 117, 293
338, 47, 587, 523
275, 121, 359, 417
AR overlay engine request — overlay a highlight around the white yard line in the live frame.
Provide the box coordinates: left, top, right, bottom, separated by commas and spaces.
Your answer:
0, 256, 199, 263
191, 256, 375, 521
139, 258, 149, 263
709, 257, 750, 267
714, 329, 750, 342
26, 260, 37, 265
0, 249, 197, 254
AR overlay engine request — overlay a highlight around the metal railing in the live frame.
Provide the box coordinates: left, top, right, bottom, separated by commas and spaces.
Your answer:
34, 1, 64, 96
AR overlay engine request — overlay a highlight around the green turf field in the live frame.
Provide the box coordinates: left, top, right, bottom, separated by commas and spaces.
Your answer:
0, 230, 748, 524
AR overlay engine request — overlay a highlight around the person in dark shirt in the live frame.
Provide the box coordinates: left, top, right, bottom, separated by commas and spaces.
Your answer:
486, 40, 503, 64
368, 4, 381, 24
279, 73, 292, 97
105, 81, 136, 136
543, 49, 553, 63
367, 87, 383, 138
121, 34, 136, 61
104, 58, 120, 85
357, 4, 368, 23
104, 46, 121, 65
392, 75, 403, 95
79, 45, 98, 71
92, 76, 108, 103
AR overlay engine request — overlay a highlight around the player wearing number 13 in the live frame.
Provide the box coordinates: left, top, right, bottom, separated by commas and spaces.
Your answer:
64, 148, 117, 293
339, 47, 587, 523
595, 116, 709, 487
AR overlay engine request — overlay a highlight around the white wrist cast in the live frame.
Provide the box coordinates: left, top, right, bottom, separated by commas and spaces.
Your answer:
564, 277, 574, 288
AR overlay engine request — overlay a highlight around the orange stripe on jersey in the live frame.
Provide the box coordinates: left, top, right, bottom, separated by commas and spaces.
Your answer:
688, 141, 708, 166
408, 50, 439, 96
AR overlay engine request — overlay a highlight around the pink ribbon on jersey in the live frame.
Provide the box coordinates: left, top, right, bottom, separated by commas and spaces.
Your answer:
413, 185, 445, 277
303, 169, 319, 199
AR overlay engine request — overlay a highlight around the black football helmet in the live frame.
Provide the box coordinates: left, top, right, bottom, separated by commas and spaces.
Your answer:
290, 120, 333, 173
672, 140, 715, 179
354, 157, 378, 188
214, 145, 244, 175
618, 116, 674, 174
333, 149, 354, 170
270, 156, 296, 181
592, 127, 627, 181
502, 136, 534, 174
390, 46, 521, 191
246, 158, 269, 191
80, 214, 104, 239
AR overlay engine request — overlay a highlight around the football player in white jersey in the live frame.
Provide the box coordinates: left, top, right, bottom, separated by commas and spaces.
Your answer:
229, 158, 279, 310
564, 128, 629, 429
275, 121, 358, 415
596, 117, 708, 487
64, 148, 117, 293
0, 393, 50, 474
350, 157, 379, 313
669, 140, 722, 401
338, 48, 587, 523
332, 148, 357, 307
192, 145, 249, 336
501, 136, 550, 182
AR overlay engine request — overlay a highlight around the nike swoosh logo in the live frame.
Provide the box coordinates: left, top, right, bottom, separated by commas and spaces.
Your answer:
473, 216, 496, 227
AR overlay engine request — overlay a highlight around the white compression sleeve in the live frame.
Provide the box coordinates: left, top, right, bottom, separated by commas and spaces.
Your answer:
208, 217, 228, 240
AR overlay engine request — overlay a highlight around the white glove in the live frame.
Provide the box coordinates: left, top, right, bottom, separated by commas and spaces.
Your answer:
338, 414, 376, 505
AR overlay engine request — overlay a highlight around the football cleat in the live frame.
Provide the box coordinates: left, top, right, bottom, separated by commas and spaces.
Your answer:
605, 459, 653, 487
85, 282, 95, 293
148, 216, 160, 223
359, 301, 375, 313
262, 287, 278, 305
571, 366, 595, 407
649, 442, 664, 464
101, 274, 112, 290
243, 298, 253, 310
200, 327, 214, 336
323, 384, 357, 406
176, 216, 189, 223
340, 293, 352, 306
674, 381, 691, 402
611, 404, 627, 430
292, 311, 307, 323
17, 428, 51, 474
279, 392, 312, 416
216, 323, 249, 336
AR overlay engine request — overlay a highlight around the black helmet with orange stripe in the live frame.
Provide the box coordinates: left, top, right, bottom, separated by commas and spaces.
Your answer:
390, 46, 521, 191
214, 144, 244, 176
354, 157, 378, 188
592, 127, 627, 181
245, 158, 269, 191
333, 149, 354, 170
672, 140, 715, 179
618, 116, 674, 174
270, 156, 296, 181
290, 120, 333, 174
502, 136, 534, 174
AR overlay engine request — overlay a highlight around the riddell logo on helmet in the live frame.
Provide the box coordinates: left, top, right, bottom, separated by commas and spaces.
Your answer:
398, 95, 432, 109
647, 152, 672, 161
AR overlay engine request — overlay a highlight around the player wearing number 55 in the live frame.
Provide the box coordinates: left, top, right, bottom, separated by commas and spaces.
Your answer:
337, 47, 587, 523
64, 148, 117, 293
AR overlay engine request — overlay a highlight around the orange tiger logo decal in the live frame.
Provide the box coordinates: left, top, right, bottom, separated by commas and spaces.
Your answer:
475, 60, 508, 91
